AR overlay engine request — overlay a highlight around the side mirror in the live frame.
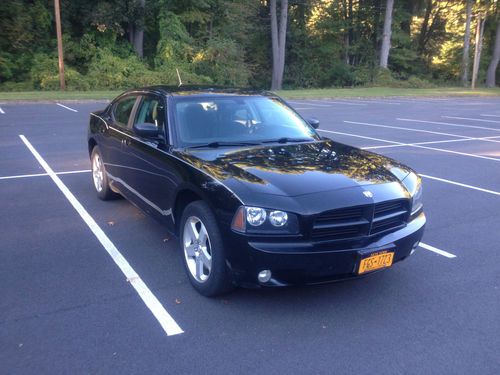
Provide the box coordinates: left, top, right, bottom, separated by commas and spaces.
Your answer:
133, 122, 159, 138
307, 118, 320, 129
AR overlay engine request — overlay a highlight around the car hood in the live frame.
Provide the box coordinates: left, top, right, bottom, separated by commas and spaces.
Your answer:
176, 140, 412, 197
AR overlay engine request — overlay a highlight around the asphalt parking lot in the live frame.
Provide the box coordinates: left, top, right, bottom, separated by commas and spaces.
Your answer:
1, 96, 499, 374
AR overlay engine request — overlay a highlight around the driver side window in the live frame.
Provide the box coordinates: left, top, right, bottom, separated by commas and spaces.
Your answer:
134, 96, 166, 138
133, 95, 166, 138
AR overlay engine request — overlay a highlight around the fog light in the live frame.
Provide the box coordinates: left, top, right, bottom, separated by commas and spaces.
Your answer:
410, 241, 420, 255
257, 269, 272, 283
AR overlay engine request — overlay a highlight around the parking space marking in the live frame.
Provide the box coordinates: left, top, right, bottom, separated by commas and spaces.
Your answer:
443, 116, 500, 124
0, 169, 90, 181
481, 114, 500, 118
19, 135, 183, 336
419, 243, 456, 258
56, 103, 78, 112
420, 174, 500, 196
362, 138, 474, 150
0, 107, 5, 114
319, 129, 500, 162
344, 120, 472, 139
398, 118, 500, 132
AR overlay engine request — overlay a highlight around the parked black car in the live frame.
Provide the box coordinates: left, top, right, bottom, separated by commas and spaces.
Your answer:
88, 86, 425, 296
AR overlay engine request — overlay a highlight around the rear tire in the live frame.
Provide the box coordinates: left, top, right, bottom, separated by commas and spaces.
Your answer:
90, 146, 118, 200
180, 201, 234, 297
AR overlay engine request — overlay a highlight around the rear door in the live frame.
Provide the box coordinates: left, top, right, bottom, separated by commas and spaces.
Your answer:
102, 94, 140, 186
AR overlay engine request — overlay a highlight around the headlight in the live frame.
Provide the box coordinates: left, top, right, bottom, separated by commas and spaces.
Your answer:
246, 207, 267, 226
231, 206, 299, 234
402, 172, 423, 217
269, 210, 288, 227
411, 180, 423, 215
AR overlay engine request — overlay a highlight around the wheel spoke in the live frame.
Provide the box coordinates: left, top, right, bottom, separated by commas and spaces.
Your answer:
198, 225, 208, 245
195, 256, 204, 279
184, 243, 196, 257
187, 220, 199, 242
199, 246, 212, 269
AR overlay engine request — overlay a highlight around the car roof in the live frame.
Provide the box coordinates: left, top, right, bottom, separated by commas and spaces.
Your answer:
137, 85, 275, 97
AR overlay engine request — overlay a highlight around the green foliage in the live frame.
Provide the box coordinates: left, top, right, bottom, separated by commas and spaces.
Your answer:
0, 0, 497, 91
193, 37, 249, 86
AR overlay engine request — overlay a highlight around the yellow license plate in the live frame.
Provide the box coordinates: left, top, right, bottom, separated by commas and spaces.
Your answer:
358, 251, 394, 275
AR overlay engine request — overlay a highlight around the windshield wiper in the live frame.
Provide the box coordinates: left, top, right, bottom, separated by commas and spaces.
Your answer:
261, 137, 314, 144
187, 141, 260, 149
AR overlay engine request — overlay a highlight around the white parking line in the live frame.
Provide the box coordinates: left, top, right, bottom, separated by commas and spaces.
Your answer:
481, 114, 500, 118
344, 120, 472, 139
398, 118, 500, 132
443, 116, 500, 124
0, 107, 5, 114
56, 103, 78, 112
420, 174, 500, 196
419, 243, 456, 258
19, 135, 183, 336
362, 138, 474, 150
0, 169, 90, 181
345, 120, 500, 144
319, 129, 500, 162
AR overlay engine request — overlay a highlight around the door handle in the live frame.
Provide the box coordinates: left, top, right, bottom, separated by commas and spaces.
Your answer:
122, 138, 131, 146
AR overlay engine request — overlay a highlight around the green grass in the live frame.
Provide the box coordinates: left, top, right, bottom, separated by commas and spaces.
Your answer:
277, 87, 500, 99
0, 87, 499, 101
0, 90, 121, 101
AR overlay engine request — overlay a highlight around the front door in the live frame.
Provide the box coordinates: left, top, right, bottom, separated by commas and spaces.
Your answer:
119, 94, 180, 230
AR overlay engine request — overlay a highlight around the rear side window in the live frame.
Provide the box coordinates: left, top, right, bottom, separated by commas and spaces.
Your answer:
113, 96, 137, 127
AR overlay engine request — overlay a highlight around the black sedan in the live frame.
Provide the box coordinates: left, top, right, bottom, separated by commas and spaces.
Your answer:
88, 86, 425, 296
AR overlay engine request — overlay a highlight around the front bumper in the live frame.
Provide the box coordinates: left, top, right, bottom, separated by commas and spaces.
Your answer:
225, 212, 426, 287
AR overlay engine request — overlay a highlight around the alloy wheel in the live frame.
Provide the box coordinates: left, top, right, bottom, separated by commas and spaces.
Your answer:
92, 153, 104, 192
183, 216, 212, 283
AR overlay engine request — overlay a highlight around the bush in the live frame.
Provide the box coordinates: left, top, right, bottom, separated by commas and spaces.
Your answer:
86, 49, 162, 89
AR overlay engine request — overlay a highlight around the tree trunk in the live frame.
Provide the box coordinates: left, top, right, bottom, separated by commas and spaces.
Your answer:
132, 0, 145, 58
379, 0, 394, 69
270, 0, 288, 90
486, 21, 500, 87
461, 0, 473, 86
418, 0, 433, 53
472, 16, 486, 89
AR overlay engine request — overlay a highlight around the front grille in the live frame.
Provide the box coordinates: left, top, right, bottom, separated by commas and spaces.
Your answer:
371, 200, 409, 235
311, 199, 409, 242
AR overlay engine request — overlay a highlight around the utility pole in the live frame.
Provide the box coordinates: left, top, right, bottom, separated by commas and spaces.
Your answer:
54, 0, 65, 90
472, 15, 486, 90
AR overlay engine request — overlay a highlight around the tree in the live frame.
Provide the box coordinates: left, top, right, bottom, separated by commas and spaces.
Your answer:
486, 20, 500, 87
270, 0, 288, 90
471, 14, 486, 89
128, 0, 145, 58
379, 0, 394, 68
461, 0, 473, 86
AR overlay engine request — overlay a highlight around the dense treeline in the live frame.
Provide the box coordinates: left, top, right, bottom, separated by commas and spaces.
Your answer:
0, 0, 499, 91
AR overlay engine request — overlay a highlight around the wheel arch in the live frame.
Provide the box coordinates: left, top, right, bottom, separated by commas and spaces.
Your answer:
88, 137, 97, 157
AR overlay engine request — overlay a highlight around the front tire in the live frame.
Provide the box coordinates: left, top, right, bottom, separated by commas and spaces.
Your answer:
90, 146, 117, 200
180, 201, 234, 297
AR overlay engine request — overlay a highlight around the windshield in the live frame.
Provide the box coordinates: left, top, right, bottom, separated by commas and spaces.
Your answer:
173, 96, 319, 147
